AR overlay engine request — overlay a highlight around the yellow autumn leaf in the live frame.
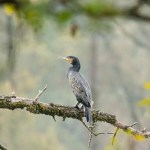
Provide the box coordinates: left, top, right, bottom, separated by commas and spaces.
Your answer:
126, 128, 132, 134
4, 4, 16, 15
138, 98, 150, 106
134, 134, 146, 141
144, 82, 150, 89
105, 145, 113, 150
126, 128, 146, 141
111, 137, 116, 145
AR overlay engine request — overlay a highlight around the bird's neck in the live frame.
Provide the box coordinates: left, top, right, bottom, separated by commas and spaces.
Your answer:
69, 63, 80, 72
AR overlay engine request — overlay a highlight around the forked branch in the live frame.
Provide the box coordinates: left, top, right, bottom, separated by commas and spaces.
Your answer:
0, 95, 150, 139
0, 87, 150, 146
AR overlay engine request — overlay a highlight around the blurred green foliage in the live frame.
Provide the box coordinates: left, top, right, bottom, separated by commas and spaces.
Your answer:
2, 0, 120, 30
82, 1, 120, 17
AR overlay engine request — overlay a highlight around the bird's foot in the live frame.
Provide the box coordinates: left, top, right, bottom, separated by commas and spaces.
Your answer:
81, 105, 84, 110
74, 105, 80, 109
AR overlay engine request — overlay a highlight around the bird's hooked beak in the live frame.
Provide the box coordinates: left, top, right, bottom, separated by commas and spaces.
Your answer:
58, 56, 73, 64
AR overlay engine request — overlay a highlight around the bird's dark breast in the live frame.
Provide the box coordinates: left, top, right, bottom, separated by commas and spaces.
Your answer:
68, 71, 92, 107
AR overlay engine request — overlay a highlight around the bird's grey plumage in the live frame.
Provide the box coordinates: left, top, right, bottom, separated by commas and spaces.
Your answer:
60, 55, 93, 125
68, 70, 93, 124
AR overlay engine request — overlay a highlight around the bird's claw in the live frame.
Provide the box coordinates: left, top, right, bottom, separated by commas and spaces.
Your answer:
81, 105, 84, 110
74, 105, 80, 109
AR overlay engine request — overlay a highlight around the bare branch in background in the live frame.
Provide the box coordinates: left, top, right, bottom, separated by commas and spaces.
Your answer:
113, 19, 150, 50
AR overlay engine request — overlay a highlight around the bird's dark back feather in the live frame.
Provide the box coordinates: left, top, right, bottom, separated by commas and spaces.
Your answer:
68, 70, 92, 107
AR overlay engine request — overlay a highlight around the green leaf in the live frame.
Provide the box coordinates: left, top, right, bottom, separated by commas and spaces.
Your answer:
56, 10, 73, 23
82, 1, 120, 17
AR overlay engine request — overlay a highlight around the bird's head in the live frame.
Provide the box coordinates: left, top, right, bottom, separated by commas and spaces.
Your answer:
59, 56, 80, 66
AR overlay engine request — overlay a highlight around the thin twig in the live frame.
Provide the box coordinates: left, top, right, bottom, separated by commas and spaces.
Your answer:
113, 19, 150, 50
52, 115, 56, 122
81, 120, 113, 136
34, 85, 47, 101
127, 122, 138, 128
112, 127, 119, 145
141, 128, 147, 133
88, 123, 96, 148
88, 132, 93, 148
81, 120, 114, 147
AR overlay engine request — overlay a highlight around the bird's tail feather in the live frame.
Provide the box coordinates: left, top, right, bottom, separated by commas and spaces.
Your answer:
85, 107, 93, 125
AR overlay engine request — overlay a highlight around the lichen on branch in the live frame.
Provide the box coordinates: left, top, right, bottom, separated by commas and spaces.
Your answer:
0, 94, 150, 141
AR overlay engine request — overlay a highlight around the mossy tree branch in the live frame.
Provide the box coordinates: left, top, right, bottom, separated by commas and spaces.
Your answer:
0, 95, 150, 141
0, 144, 7, 150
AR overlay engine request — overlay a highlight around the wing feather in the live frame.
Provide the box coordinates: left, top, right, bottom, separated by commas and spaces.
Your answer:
68, 71, 92, 106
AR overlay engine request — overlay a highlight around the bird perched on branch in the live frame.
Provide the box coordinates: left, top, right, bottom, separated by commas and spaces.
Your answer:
59, 56, 93, 125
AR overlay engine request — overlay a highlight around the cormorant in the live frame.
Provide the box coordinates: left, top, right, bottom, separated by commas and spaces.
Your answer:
60, 56, 93, 125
